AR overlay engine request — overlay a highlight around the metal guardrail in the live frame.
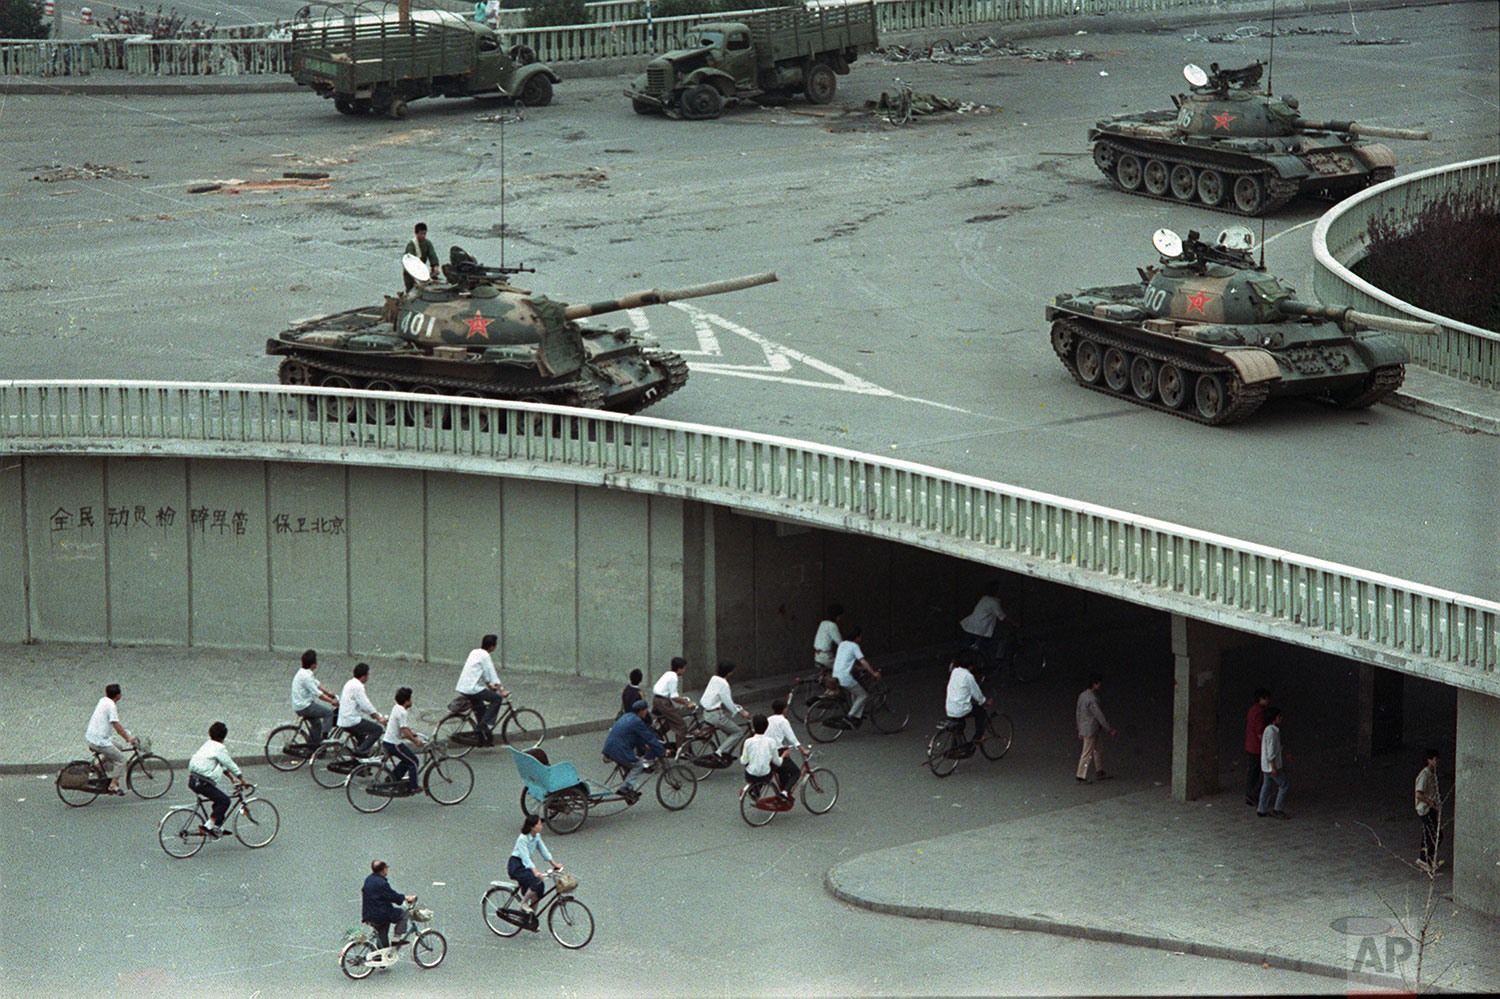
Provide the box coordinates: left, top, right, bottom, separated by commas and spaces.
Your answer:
2, 380, 1495, 694
0, 37, 95, 75
1313, 156, 1500, 391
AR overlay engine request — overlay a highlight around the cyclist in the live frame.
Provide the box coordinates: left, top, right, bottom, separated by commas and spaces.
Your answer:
618, 668, 645, 718
85, 683, 138, 795
510, 813, 563, 927
700, 660, 751, 762
187, 720, 250, 838
290, 649, 339, 747
383, 687, 426, 793
338, 663, 386, 758
362, 859, 416, 949
959, 579, 1018, 681
651, 657, 693, 751
602, 700, 666, 804
456, 634, 507, 746
945, 649, 992, 754
740, 713, 783, 798
812, 603, 844, 671
831, 624, 879, 729
765, 697, 810, 792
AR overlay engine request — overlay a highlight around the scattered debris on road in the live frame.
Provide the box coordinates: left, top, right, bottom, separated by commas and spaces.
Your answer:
32, 162, 147, 182
187, 177, 332, 193
867, 90, 997, 118
879, 37, 1097, 63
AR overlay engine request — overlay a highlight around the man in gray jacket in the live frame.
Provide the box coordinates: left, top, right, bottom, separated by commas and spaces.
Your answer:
1075, 675, 1117, 783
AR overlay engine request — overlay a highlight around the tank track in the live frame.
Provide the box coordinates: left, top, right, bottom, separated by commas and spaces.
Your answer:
639, 348, 690, 410
1323, 364, 1405, 410
277, 352, 604, 408
1049, 317, 1271, 426
1091, 137, 1301, 217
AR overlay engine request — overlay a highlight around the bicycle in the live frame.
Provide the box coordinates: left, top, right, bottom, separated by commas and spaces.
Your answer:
925, 710, 1014, 777
738, 752, 839, 827
56, 738, 174, 806
786, 670, 831, 722
481, 868, 594, 949
964, 629, 1047, 686
884, 76, 914, 126
157, 781, 280, 858
308, 727, 368, 789
675, 710, 753, 781
433, 693, 546, 758
340, 898, 447, 979
346, 742, 475, 812
263, 714, 330, 772
805, 673, 910, 742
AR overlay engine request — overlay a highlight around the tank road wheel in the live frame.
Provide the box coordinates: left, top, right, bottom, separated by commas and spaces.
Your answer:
1157, 364, 1187, 409
1196, 169, 1226, 207
1232, 175, 1266, 215
1169, 164, 1197, 201
1091, 141, 1115, 175
454, 389, 491, 432
803, 63, 837, 105
1194, 373, 1227, 422
363, 380, 402, 425
1115, 154, 1143, 192
318, 374, 359, 421
1102, 348, 1130, 393
1129, 356, 1157, 401
1074, 339, 1103, 385
277, 358, 314, 386
679, 83, 723, 120
1143, 159, 1170, 196
519, 74, 553, 107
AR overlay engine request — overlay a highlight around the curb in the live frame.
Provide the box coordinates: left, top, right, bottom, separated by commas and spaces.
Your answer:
821, 867, 1436, 993
1387, 391, 1500, 436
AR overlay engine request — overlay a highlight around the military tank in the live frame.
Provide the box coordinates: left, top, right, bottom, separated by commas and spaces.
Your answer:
1089, 62, 1431, 216
267, 248, 777, 412
1046, 226, 1439, 425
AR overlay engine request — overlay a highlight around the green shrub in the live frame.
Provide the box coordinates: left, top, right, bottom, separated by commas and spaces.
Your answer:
0, 0, 48, 39
524, 0, 588, 27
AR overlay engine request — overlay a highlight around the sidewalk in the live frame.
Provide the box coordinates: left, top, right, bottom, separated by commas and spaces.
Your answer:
827, 770, 1500, 992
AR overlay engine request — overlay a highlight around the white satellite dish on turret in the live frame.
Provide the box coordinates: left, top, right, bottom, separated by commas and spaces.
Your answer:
402, 253, 431, 284
1152, 228, 1184, 259
1183, 63, 1209, 88
1217, 226, 1256, 251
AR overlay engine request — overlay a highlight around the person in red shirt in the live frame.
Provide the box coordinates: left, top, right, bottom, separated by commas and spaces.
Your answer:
1244, 688, 1271, 806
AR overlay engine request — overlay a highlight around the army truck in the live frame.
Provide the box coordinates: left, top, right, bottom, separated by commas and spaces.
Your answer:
290, 1, 559, 119
625, 2, 878, 119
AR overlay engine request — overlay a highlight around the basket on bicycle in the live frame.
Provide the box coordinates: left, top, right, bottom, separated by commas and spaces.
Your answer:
553, 873, 579, 894
411, 906, 434, 923
58, 761, 94, 789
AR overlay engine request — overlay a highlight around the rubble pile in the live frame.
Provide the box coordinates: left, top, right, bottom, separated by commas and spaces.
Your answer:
32, 162, 147, 182
879, 37, 1095, 64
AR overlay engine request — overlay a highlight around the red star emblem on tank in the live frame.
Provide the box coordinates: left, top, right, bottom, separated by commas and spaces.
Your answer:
462, 311, 492, 338
1211, 111, 1237, 130
1185, 290, 1213, 314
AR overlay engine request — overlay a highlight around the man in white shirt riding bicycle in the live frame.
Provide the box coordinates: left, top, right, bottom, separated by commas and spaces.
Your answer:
85, 683, 138, 795
812, 603, 844, 671
946, 649, 992, 754
763, 699, 808, 794
338, 663, 387, 758
700, 660, 751, 761
651, 657, 693, 751
831, 624, 879, 729
291, 649, 339, 747
188, 720, 250, 838
456, 635, 507, 746
383, 687, 426, 793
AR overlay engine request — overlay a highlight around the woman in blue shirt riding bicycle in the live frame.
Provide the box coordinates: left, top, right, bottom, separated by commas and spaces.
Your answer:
510, 814, 563, 926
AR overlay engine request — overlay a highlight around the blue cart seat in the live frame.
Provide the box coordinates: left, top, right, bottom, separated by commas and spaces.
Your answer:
509, 745, 592, 799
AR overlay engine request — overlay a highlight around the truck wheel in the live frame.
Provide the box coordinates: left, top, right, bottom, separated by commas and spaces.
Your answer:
519, 75, 552, 107
803, 63, 836, 104
388, 98, 409, 120
632, 98, 658, 116
679, 83, 722, 120
334, 96, 358, 116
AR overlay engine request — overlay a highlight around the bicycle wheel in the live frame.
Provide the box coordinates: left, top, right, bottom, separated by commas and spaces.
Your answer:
309, 740, 355, 789
678, 734, 720, 781
787, 678, 822, 722
805, 698, 847, 744
739, 784, 776, 827
158, 806, 206, 858
340, 939, 376, 980
981, 713, 1014, 761
501, 708, 547, 749
927, 727, 960, 777
655, 762, 697, 811
868, 685, 910, 734
548, 896, 595, 949
56, 762, 100, 807
425, 756, 474, 805
1011, 641, 1046, 684
126, 753, 175, 799
482, 885, 526, 938
520, 786, 544, 816
233, 797, 280, 848
413, 929, 446, 968
264, 724, 311, 771
347, 761, 393, 813
543, 789, 588, 835
801, 767, 840, 814
433, 712, 479, 759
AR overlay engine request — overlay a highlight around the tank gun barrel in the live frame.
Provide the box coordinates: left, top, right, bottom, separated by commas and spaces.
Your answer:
1294, 119, 1432, 141
1280, 300, 1440, 336
562, 271, 778, 320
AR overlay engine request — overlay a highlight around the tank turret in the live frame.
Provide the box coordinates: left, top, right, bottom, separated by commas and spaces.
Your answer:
1045, 227, 1436, 425
267, 246, 777, 413
1089, 62, 1431, 215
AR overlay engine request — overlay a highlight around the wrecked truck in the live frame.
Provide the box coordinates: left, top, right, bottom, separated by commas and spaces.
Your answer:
625, 2, 878, 119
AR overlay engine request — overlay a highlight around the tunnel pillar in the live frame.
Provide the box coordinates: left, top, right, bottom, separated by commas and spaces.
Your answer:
1453, 689, 1500, 916
1356, 663, 1405, 759
1169, 614, 1238, 801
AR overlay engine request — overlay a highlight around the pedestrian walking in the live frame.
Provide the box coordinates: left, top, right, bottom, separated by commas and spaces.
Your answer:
1074, 675, 1116, 782
1257, 706, 1289, 819
1244, 687, 1271, 806
1415, 749, 1441, 872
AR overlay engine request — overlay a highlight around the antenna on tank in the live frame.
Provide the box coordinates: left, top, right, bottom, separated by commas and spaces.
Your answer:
1267, 0, 1276, 95
499, 111, 506, 271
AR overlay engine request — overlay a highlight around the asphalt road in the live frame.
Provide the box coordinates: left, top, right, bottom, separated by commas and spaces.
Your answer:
2, 2, 1498, 604
0, 666, 1347, 997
